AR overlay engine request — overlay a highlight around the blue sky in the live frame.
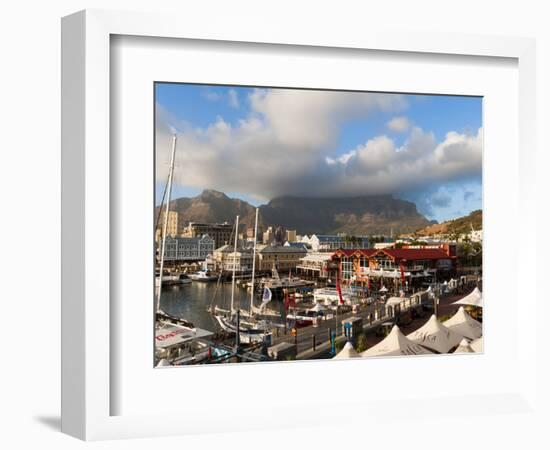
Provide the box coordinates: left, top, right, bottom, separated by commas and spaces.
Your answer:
155, 83, 482, 222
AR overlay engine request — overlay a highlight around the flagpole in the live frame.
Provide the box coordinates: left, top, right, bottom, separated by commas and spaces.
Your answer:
156, 134, 177, 313
230, 215, 239, 316
250, 207, 259, 316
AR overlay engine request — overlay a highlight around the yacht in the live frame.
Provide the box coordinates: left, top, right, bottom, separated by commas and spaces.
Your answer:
189, 270, 217, 282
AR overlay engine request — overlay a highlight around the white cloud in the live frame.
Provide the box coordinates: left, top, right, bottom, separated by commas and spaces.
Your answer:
228, 89, 239, 108
202, 90, 221, 102
387, 116, 412, 132
156, 89, 481, 203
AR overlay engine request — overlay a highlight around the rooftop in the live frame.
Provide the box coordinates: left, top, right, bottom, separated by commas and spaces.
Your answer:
377, 248, 453, 260
260, 245, 307, 254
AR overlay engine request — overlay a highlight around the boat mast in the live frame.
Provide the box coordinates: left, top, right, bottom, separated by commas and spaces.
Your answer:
249, 208, 259, 315
230, 215, 240, 315
156, 134, 177, 312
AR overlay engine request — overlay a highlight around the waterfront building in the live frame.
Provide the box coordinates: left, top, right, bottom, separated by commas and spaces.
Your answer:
182, 222, 234, 249
330, 246, 457, 290
212, 245, 254, 272
296, 252, 334, 279
258, 245, 307, 272
283, 241, 309, 250
159, 235, 215, 262
301, 234, 369, 252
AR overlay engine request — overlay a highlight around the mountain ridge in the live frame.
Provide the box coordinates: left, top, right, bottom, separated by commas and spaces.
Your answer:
161, 189, 432, 236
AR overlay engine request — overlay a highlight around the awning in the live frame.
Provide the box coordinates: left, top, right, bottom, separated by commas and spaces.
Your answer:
443, 307, 482, 340
453, 338, 475, 353
334, 341, 361, 359
407, 315, 463, 353
362, 325, 433, 357
453, 287, 483, 308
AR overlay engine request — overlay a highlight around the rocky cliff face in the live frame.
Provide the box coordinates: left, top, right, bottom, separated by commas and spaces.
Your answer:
259, 195, 431, 235
163, 190, 431, 236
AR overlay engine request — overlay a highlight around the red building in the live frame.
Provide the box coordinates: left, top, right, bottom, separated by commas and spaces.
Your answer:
331, 246, 456, 292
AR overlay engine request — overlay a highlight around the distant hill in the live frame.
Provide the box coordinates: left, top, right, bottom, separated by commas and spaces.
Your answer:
413, 209, 482, 237
259, 195, 431, 235
163, 190, 431, 236
163, 189, 258, 229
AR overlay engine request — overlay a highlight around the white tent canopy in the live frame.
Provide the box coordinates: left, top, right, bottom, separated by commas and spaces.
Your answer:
156, 358, 172, 367
334, 341, 361, 359
453, 287, 483, 308
470, 337, 483, 352
407, 315, 463, 353
443, 307, 482, 340
309, 303, 326, 313
379, 286, 388, 292
362, 325, 432, 357
453, 338, 475, 353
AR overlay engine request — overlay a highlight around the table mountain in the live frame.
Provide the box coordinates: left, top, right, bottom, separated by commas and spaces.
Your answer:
259, 194, 431, 235
163, 190, 431, 236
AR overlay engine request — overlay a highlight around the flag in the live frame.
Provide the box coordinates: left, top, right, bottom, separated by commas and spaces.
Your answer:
336, 272, 345, 305
262, 287, 272, 304
284, 290, 296, 311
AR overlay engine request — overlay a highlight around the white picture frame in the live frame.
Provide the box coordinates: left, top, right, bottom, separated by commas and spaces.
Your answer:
61, 9, 538, 441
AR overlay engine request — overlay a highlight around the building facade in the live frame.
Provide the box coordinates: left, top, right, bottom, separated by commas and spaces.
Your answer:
330, 246, 457, 291
258, 245, 307, 272
296, 252, 333, 279
159, 235, 215, 262
301, 234, 370, 252
155, 211, 179, 241
285, 229, 297, 242
182, 222, 234, 249
212, 245, 254, 272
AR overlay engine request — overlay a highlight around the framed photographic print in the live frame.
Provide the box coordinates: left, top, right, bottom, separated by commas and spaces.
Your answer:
62, 9, 538, 441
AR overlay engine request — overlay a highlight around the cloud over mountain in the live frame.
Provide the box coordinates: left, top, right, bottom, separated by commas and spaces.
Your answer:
156, 89, 482, 219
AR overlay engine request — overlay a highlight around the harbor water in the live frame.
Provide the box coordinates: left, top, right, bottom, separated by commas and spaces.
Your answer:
159, 282, 281, 332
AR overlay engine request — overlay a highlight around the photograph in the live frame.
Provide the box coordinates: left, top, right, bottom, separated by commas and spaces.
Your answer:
153, 83, 483, 366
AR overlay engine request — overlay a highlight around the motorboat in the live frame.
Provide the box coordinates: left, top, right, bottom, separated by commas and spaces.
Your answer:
189, 270, 217, 282
155, 272, 192, 287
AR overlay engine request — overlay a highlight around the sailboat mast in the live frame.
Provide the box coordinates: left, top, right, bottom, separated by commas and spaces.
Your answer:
156, 134, 177, 312
249, 208, 259, 315
230, 215, 240, 315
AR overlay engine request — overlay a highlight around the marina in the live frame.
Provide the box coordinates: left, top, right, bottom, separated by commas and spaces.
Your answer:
152, 84, 484, 367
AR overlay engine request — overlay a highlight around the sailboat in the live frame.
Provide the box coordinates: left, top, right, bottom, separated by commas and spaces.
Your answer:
155, 135, 196, 336
211, 211, 272, 344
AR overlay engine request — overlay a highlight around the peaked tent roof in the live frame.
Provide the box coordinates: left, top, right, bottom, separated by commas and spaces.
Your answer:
334, 341, 361, 359
442, 307, 483, 340
470, 337, 483, 352
407, 315, 463, 353
453, 287, 483, 308
156, 358, 172, 367
453, 338, 475, 353
309, 303, 326, 313
361, 325, 432, 357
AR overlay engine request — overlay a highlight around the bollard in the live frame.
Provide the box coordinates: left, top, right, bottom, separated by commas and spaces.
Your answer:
312, 335, 316, 351
328, 327, 332, 342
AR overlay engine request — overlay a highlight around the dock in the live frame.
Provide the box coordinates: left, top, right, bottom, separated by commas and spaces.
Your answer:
268, 295, 426, 359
